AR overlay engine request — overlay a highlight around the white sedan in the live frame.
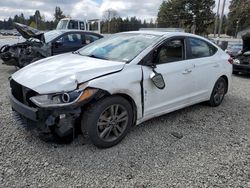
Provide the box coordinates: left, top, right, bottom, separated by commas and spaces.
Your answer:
10, 31, 232, 148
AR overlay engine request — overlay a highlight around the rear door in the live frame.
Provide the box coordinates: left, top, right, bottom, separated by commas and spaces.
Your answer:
142, 37, 196, 117
186, 37, 220, 99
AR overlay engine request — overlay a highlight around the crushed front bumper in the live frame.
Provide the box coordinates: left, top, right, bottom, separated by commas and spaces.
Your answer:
10, 93, 81, 137
10, 93, 38, 121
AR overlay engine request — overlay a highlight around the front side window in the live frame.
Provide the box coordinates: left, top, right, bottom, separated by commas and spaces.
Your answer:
57, 33, 82, 45
78, 33, 160, 62
189, 38, 217, 58
156, 39, 185, 64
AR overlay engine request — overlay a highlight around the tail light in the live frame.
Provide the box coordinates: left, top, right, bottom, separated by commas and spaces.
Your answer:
228, 57, 234, 64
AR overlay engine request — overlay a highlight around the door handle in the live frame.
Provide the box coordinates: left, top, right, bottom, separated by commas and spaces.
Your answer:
213, 64, 219, 68
182, 69, 192, 75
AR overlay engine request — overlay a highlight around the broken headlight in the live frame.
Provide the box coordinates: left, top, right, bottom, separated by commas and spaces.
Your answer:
30, 88, 98, 108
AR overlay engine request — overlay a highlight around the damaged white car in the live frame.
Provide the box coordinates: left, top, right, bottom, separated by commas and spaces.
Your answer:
9, 31, 232, 148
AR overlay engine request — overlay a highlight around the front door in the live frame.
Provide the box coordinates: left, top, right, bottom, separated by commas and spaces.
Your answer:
142, 37, 196, 118
52, 33, 84, 55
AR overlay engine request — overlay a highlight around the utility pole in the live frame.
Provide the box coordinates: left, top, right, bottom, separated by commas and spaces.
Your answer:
218, 0, 226, 38
35, 15, 38, 29
214, 0, 221, 37
235, 20, 239, 38
192, 14, 196, 34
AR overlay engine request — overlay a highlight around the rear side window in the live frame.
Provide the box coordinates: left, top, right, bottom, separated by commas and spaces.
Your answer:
189, 38, 217, 59
85, 34, 100, 44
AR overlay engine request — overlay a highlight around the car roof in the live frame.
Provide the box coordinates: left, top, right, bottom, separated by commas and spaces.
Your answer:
47, 29, 102, 36
122, 31, 218, 46
123, 30, 204, 38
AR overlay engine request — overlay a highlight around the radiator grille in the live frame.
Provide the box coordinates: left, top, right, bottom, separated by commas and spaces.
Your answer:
10, 79, 38, 106
10, 79, 23, 103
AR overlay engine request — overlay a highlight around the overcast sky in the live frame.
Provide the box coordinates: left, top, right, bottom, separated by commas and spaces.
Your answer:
0, 0, 230, 22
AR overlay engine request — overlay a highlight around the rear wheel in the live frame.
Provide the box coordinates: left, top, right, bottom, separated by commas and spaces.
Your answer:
82, 96, 133, 148
208, 77, 227, 107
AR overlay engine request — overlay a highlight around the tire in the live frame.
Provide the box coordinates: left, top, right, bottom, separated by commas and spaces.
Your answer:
82, 96, 133, 148
208, 77, 227, 107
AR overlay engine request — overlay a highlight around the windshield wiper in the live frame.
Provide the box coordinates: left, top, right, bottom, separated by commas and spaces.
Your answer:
72, 51, 81, 55
87, 54, 108, 60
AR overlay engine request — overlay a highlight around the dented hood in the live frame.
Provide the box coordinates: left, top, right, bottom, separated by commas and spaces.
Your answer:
12, 53, 126, 94
14, 22, 43, 40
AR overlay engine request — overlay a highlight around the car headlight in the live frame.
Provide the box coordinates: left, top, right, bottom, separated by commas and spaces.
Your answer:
30, 88, 98, 108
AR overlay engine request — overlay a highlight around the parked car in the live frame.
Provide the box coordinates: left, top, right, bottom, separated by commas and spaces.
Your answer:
225, 43, 242, 58
232, 33, 250, 74
9, 31, 232, 148
0, 22, 103, 67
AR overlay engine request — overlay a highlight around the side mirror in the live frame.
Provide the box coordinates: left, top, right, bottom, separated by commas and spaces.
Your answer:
54, 41, 63, 48
150, 71, 165, 90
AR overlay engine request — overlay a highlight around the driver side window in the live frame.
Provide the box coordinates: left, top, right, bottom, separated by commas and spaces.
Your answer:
57, 33, 82, 45
156, 39, 185, 64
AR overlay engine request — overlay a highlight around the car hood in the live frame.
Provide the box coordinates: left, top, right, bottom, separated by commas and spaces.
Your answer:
12, 53, 126, 94
14, 22, 43, 40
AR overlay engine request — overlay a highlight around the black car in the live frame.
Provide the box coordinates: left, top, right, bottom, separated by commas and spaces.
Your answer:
233, 33, 250, 74
225, 43, 242, 58
0, 23, 103, 67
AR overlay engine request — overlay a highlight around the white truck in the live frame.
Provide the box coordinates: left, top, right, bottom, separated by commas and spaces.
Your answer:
56, 18, 101, 34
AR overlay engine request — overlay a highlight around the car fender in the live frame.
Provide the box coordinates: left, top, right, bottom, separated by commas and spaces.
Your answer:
85, 64, 143, 121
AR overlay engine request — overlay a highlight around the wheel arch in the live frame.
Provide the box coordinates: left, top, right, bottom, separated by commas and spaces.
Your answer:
112, 93, 137, 126
81, 89, 138, 126
220, 75, 229, 93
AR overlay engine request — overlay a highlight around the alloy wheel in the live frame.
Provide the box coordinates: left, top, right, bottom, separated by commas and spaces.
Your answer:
97, 104, 129, 142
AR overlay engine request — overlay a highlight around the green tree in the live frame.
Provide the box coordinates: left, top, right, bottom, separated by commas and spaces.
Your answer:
227, 0, 250, 36
54, 6, 65, 24
34, 10, 42, 29
29, 21, 37, 28
157, 0, 215, 35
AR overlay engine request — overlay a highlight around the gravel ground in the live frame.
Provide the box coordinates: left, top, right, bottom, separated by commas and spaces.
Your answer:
0, 62, 249, 188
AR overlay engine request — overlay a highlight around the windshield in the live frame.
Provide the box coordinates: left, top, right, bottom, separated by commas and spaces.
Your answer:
44, 30, 64, 43
78, 33, 160, 62
227, 44, 242, 51
56, 20, 68, 30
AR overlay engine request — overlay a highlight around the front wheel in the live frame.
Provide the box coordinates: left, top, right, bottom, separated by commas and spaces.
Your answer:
82, 96, 133, 148
208, 77, 227, 107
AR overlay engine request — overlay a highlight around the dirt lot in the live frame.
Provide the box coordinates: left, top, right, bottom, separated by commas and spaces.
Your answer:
0, 61, 249, 188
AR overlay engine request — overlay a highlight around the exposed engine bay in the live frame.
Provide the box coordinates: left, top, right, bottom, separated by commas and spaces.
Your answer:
0, 38, 51, 67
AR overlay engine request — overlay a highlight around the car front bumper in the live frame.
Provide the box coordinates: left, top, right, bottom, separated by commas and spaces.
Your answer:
10, 93, 39, 121
233, 64, 250, 73
10, 93, 81, 136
